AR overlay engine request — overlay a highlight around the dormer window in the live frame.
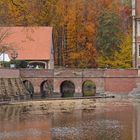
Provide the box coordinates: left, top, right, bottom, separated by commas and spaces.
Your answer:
138, 21, 140, 36
132, 0, 135, 9
138, 44, 140, 57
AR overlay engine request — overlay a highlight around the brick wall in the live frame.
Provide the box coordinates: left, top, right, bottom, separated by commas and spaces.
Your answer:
104, 69, 138, 93
0, 68, 139, 95
105, 77, 137, 93
20, 69, 54, 78
0, 68, 20, 78
136, 0, 140, 17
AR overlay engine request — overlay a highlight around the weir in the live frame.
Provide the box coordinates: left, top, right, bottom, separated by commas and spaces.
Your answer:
0, 78, 28, 101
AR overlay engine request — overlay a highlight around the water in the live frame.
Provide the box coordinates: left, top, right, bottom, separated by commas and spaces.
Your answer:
0, 99, 139, 140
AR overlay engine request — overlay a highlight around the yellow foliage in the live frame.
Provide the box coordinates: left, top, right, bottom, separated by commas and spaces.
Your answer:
97, 31, 132, 68
0, 0, 132, 68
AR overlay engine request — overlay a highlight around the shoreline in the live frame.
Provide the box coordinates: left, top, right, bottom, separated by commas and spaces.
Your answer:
0, 97, 116, 118
0, 95, 115, 105
0, 96, 137, 121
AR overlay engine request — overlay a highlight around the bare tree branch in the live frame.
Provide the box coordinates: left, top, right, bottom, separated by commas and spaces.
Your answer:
0, 28, 14, 53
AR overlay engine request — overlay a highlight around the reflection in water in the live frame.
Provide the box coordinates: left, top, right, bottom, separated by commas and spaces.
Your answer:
0, 115, 52, 140
0, 100, 139, 140
136, 105, 140, 140
51, 103, 134, 140
0, 128, 50, 139
51, 119, 123, 140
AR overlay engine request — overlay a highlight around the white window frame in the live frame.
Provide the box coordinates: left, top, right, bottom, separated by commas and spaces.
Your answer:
138, 44, 140, 57
132, 0, 135, 9
137, 21, 140, 36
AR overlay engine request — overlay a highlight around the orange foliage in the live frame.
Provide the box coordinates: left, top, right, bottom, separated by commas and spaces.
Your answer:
0, 0, 132, 68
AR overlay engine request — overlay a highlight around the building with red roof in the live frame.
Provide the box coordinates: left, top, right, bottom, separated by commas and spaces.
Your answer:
1, 27, 54, 69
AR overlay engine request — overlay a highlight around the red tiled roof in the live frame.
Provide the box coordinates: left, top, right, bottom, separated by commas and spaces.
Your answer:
2, 27, 53, 60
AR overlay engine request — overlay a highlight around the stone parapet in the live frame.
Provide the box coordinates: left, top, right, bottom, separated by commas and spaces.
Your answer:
20, 69, 54, 78
0, 69, 20, 78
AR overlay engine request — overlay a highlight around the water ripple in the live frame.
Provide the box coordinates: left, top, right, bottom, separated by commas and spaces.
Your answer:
0, 128, 50, 139
51, 119, 123, 139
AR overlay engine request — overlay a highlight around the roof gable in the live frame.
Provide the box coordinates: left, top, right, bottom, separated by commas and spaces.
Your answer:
2, 27, 53, 60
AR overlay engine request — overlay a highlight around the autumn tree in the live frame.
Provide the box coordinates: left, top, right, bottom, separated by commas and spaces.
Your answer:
0, 0, 132, 68
96, 8, 122, 56
0, 1, 12, 25
68, 0, 98, 68
113, 31, 132, 68
54, 0, 98, 67
97, 31, 132, 68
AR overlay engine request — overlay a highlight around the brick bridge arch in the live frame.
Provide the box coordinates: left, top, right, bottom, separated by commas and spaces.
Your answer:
22, 78, 100, 98
82, 80, 96, 96
54, 78, 83, 97
20, 69, 105, 98
40, 80, 53, 98
60, 80, 75, 97
0, 69, 138, 99
23, 80, 34, 94
22, 77, 53, 98
20, 69, 137, 97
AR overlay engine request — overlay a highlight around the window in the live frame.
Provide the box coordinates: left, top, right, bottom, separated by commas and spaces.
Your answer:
132, 0, 135, 9
138, 21, 140, 36
138, 44, 140, 57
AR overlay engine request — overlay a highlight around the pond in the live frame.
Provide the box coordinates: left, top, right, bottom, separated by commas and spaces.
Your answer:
0, 98, 139, 140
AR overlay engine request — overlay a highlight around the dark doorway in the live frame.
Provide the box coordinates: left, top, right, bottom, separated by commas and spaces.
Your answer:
23, 80, 34, 98
60, 81, 75, 97
82, 80, 96, 96
40, 80, 53, 98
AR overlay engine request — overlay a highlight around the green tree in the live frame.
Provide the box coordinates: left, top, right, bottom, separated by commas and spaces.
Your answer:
97, 31, 132, 68
96, 8, 122, 57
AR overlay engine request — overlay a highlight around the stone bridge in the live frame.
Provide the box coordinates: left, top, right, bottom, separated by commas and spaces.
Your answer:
0, 68, 139, 99
19, 69, 139, 98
